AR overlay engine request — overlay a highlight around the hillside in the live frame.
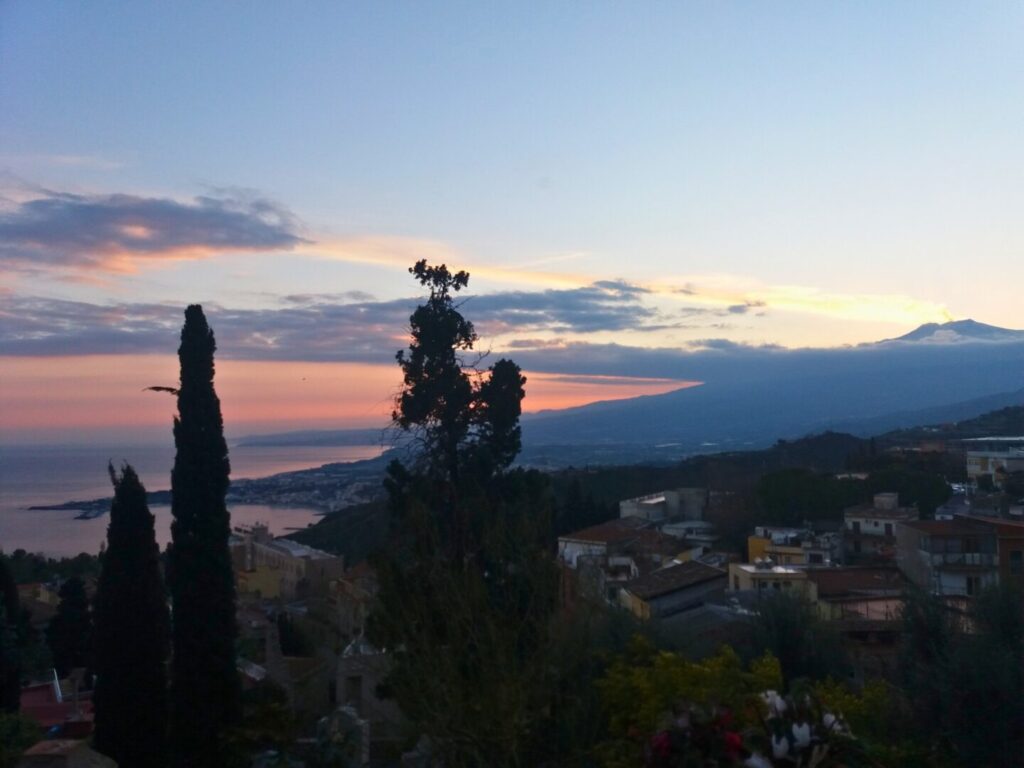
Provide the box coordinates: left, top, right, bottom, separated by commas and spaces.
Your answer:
521, 326, 1024, 452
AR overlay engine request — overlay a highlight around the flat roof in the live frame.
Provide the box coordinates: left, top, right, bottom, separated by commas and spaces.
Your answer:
900, 519, 994, 534
844, 505, 917, 520
262, 538, 336, 560
733, 563, 805, 575
805, 566, 905, 597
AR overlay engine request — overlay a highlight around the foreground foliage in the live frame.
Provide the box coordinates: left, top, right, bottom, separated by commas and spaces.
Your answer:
168, 305, 241, 767
93, 465, 170, 768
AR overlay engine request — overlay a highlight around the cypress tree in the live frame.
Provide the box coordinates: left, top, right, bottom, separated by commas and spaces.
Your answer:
0, 559, 20, 712
93, 464, 170, 767
45, 577, 92, 677
167, 305, 240, 767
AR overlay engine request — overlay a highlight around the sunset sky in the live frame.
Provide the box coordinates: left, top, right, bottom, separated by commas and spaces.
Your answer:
2, 3, 1023, 443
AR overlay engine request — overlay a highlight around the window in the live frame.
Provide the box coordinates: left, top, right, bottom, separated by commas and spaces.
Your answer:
771, 582, 781, 591
966, 576, 981, 597
884, 523, 893, 536
1010, 550, 1023, 575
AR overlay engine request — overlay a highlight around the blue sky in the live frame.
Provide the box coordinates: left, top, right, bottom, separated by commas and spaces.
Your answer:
2, 2, 1023, 439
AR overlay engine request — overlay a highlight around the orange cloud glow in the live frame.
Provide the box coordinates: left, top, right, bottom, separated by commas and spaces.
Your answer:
0, 356, 692, 444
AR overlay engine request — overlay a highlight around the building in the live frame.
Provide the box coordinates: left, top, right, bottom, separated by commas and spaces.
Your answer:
895, 519, 999, 596
805, 566, 905, 622
804, 566, 906, 681
556, 517, 653, 568
747, 526, 837, 566
19, 671, 93, 738
336, 638, 404, 752
661, 520, 718, 550
16, 740, 116, 768
232, 524, 345, 599
842, 493, 918, 563
618, 561, 727, 620
727, 561, 811, 596
963, 436, 1024, 488
558, 517, 692, 605
618, 488, 707, 522
956, 515, 1024, 587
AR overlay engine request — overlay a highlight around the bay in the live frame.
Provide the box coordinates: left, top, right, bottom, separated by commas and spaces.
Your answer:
0, 442, 384, 557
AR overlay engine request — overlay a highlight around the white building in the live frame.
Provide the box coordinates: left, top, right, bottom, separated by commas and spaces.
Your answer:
963, 437, 1024, 488
618, 488, 707, 522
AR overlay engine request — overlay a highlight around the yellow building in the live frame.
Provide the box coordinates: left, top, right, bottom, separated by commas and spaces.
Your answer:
747, 526, 835, 566
236, 564, 283, 599
727, 561, 812, 597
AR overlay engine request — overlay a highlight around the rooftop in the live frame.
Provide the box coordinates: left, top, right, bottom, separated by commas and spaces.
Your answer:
805, 567, 905, 598
844, 504, 917, 520
900, 519, 995, 534
622, 561, 726, 601
263, 537, 337, 560
559, 516, 651, 544
733, 562, 805, 576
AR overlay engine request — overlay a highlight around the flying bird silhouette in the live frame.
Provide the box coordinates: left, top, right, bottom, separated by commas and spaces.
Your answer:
143, 386, 180, 395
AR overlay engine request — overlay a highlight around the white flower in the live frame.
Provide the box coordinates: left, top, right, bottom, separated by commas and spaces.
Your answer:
760, 690, 788, 716
771, 734, 790, 759
792, 721, 812, 749
745, 753, 773, 768
822, 712, 849, 734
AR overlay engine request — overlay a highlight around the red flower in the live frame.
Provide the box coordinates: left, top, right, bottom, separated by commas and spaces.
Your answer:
723, 731, 744, 760
651, 731, 673, 758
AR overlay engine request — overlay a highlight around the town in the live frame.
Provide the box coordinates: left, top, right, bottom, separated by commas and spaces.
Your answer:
6, 421, 1023, 766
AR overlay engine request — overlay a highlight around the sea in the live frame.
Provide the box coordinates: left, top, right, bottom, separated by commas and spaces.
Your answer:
0, 442, 384, 557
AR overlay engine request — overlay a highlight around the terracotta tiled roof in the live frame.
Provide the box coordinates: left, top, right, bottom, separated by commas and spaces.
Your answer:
623, 561, 726, 601
559, 516, 651, 544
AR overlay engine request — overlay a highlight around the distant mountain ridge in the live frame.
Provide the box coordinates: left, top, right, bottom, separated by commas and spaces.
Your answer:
884, 319, 1024, 344
520, 320, 1024, 453
238, 320, 1024, 463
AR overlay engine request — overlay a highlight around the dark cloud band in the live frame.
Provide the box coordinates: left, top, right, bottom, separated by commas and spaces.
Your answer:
0, 189, 307, 271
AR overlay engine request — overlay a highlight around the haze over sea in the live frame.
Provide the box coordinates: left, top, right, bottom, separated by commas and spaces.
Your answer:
0, 442, 383, 557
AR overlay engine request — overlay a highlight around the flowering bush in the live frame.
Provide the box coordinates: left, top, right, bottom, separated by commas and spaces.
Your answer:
596, 640, 880, 767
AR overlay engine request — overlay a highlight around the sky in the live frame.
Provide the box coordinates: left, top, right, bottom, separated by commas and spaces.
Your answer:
2, 2, 1023, 443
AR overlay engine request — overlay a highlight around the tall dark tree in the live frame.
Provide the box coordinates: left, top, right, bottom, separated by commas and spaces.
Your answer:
45, 577, 92, 677
0, 560, 20, 712
93, 465, 170, 768
369, 262, 562, 766
167, 305, 240, 768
